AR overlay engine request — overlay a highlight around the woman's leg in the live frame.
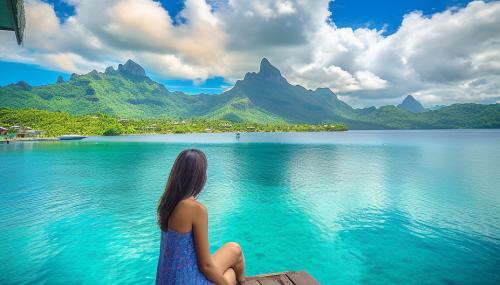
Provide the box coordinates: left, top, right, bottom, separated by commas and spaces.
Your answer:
212, 242, 245, 282
223, 268, 236, 285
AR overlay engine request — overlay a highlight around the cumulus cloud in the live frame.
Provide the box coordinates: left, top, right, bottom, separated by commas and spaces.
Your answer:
0, 0, 499, 106
279, 0, 500, 106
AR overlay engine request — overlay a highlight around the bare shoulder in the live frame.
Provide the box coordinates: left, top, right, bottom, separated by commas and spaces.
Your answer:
169, 198, 207, 232
178, 198, 207, 216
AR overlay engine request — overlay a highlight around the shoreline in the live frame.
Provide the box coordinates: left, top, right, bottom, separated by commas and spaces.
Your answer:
2, 137, 59, 143
4, 129, 500, 144
1, 129, 348, 143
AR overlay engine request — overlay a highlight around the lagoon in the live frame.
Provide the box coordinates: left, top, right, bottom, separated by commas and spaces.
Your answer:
1, 130, 500, 284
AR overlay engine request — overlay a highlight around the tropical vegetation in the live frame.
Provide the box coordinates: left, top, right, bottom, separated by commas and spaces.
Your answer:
0, 108, 347, 137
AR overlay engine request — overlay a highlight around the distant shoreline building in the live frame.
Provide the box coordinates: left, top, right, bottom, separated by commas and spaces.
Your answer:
5, 125, 44, 138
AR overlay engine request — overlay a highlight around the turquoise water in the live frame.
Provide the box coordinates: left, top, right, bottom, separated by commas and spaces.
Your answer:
1, 130, 499, 285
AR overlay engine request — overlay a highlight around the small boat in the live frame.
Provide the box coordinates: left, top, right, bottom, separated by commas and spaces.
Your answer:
59, 135, 86, 141
236, 132, 241, 140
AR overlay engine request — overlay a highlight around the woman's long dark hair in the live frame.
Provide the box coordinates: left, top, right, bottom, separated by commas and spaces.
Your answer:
157, 149, 208, 231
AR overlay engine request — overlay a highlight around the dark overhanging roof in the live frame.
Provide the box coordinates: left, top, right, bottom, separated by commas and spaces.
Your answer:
0, 0, 25, 45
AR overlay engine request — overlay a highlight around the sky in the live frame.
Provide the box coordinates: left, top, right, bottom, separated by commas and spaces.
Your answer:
0, 0, 499, 107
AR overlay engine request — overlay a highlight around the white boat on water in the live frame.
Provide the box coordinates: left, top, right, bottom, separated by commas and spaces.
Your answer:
59, 135, 86, 141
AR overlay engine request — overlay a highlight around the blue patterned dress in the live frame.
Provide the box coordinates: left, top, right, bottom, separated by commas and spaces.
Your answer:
156, 230, 214, 285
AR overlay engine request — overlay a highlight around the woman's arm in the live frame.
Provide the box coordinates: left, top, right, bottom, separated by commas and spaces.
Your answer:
192, 203, 227, 285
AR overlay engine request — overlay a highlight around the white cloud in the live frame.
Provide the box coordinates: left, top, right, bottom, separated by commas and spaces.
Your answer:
276, 1, 296, 15
355, 71, 388, 90
0, 0, 499, 107
279, 0, 500, 106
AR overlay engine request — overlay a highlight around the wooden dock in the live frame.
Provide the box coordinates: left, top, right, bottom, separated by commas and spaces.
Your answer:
241, 271, 320, 285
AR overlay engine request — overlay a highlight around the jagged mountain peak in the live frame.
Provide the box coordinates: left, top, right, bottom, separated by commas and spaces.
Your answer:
259, 58, 279, 74
118, 59, 146, 78
105, 66, 116, 74
240, 58, 287, 84
404, 95, 417, 101
398, 95, 425, 113
257, 58, 286, 83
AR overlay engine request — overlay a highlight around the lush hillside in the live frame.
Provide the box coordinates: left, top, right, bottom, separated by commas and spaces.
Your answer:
201, 97, 287, 123
0, 61, 193, 118
414, 103, 500, 129
353, 103, 500, 129
0, 58, 499, 129
0, 108, 347, 137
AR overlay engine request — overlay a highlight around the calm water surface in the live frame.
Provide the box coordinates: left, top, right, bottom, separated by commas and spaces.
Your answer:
1, 130, 499, 285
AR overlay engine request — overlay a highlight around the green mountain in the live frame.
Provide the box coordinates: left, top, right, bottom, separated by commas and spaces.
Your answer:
0, 58, 499, 129
352, 103, 500, 129
0, 60, 198, 118
222, 58, 354, 122
398, 95, 426, 113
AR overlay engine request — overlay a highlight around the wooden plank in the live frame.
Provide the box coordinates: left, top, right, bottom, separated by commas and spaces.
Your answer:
277, 274, 295, 285
286, 271, 320, 285
242, 271, 320, 285
240, 280, 260, 285
247, 271, 289, 279
259, 278, 281, 285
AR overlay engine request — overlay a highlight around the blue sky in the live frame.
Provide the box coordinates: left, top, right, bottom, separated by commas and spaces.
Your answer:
329, 0, 474, 35
0, 0, 473, 91
1, 0, 498, 106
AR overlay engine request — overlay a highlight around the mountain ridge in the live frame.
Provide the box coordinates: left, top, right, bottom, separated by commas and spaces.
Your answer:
0, 58, 499, 129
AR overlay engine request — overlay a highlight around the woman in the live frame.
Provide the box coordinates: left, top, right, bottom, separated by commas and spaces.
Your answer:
156, 149, 246, 285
